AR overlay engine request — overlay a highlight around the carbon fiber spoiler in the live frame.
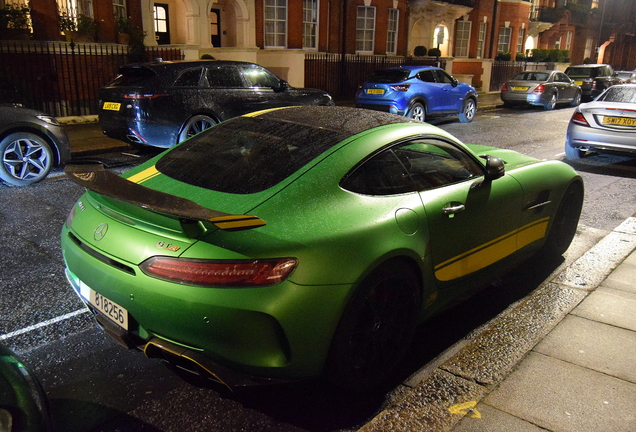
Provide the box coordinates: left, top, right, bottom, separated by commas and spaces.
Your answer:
65, 164, 266, 231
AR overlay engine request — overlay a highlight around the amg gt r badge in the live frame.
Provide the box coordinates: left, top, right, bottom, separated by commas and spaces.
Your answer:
156, 241, 180, 252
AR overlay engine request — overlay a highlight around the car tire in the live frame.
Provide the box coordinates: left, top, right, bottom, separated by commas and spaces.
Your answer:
459, 98, 476, 123
565, 142, 584, 159
544, 93, 557, 111
570, 91, 582, 107
178, 115, 217, 143
0, 132, 53, 186
407, 102, 425, 122
325, 260, 421, 392
543, 182, 584, 257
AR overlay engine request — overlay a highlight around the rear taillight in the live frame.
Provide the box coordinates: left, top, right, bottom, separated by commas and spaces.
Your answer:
124, 93, 165, 100
390, 84, 410, 91
501, 83, 508, 92
139, 257, 298, 287
571, 112, 589, 126
532, 84, 545, 94
592, 81, 597, 90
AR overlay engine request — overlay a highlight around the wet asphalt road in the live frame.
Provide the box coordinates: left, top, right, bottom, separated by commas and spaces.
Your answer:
1, 105, 636, 431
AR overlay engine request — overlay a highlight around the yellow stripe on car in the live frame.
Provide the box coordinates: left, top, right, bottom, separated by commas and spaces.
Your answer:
128, 166, 161, 184
209, 215, 267, 230
434, 217, 549, 281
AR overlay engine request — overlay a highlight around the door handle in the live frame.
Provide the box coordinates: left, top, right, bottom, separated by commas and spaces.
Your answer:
443, 202, 465, 215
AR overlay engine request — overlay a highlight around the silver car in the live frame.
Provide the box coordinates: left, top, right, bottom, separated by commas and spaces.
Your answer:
500, 70, 581, 110
565, 84, 636, 159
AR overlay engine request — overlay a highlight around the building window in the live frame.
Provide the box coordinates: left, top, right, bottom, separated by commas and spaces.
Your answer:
264, 0, 286, 48
303, 0, 318, 49
565, 31, 572, 50
584, 37, 593, 59
517, 27, 525, 53
57, 0, 93, 19
555, 36, 561, 49
386, 8, 399, 55
153, 5, 167, 33
356, 6, 375, 53
455, 20, 471, 57
591, 0, 599, 8
498, 27, 511, 53
477, 22, 486, 58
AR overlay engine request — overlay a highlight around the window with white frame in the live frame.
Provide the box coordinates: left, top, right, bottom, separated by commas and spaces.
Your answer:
112, 0, 126, 19
455, 20, 471, 57
477, 22, 486, 58
555, 35, 561, 49
517, 27, 525, 53
57, 0, 93, 19
356, 6, 375, 53
264, 0, 286, 48
303, 0, 318, 49
498, 27, 511, 53
386, 8, 398, 55
584, 37, 593, 59
565, 31, 572, 50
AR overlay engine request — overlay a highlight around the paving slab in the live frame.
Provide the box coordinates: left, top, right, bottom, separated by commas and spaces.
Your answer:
452, 403, 545, 432
572, 287, 636, 332
534, 314, 636, 384
484, 352, 636, 432
601, 251, 636, 294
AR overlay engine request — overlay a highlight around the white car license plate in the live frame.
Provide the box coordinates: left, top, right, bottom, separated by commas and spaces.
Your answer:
103, 102, 121, 111
79, 280, 129, 330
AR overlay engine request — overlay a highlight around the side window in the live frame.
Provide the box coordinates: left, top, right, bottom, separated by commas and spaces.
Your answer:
241, 66, 281, 88
393, 138, 483, 191
417, 70, 436, 83
433, 70, 454, 84
341, 150, 415, 196
205, 66, 244, 88
173, 68, 203, 87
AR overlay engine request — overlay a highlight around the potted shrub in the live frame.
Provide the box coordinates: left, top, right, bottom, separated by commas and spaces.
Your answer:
0, 3, 30, 40
428, 47, 441, 58
59, 13, 76, 42
115, 15, 132, 44
413, 46, 427, 57
76, 14, 97, 42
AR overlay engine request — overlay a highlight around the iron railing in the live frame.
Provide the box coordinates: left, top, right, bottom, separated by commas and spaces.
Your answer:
0, 41, 183, 117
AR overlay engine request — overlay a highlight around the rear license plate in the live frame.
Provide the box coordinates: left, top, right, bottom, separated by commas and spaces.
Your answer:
512, 86, 529, 91
367, 89, 385, 95
79, 280, 129, 330
603, 116, 636, 127
574, 81, 583, 86
103, 102, 121, 111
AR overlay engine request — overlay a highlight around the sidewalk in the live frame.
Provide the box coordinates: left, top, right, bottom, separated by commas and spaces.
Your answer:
360, 217, 636, 432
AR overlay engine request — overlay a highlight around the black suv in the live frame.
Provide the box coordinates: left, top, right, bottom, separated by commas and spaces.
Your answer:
99, 60, 334, 148
565, 64, 620, 101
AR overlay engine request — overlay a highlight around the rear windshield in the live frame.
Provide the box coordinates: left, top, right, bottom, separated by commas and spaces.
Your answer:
108, 67, 157, 86
597, 86, 636, 103
156, 116, 347, 194
367, 69, 412, 83
566, 67, 595, 78
512, 72, 549, 81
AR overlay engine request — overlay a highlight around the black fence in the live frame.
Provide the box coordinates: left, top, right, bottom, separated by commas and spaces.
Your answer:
490, 60, 526, 92
0, 41, 184, 117
305, 53, 444, 101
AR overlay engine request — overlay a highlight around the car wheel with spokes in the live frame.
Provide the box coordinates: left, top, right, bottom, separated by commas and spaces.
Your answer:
570, 91, 582, 107
407, 102, 425, 122
325, 261, 421, 392
0, 132, 53, 186
459, 98, 476, 123
178, 115, 217, 143
544, 93, 557, 111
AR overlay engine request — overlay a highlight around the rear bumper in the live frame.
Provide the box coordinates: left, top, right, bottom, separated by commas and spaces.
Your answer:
566, 122, 636, 155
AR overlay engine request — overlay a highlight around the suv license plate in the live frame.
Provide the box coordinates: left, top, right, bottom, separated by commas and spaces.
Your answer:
367, 89, 384, 95
103, 102, 121, 111
79, 280, 129, 330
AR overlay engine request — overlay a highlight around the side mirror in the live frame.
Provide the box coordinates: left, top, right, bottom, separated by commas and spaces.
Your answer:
452, 78, 459, 87
484, 156, 505, 181
274, 80, 289, 92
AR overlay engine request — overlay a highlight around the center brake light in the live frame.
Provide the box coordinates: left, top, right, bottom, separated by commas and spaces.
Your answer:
124, 93, 165, 100
390, 84, 410, 92
139, 257, 298, 287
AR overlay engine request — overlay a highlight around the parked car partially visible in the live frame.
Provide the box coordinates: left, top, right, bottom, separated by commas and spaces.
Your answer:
500, 70, 581, 110
0, 343, 53, 432
355, 66, 478, 123
98, 59, 334, 149
0, 104, 71, 186
565, 64, 619, 101
616, 70, 636, 84
565, 84, 636, 159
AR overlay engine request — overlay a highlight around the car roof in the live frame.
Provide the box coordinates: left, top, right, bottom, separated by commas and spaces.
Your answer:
387, 65, 440, 72
567, 64, 611, 68
123, 59, 257, 70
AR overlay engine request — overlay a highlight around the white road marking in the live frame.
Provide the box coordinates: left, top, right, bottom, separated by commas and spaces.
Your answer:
0, 309, 89, 341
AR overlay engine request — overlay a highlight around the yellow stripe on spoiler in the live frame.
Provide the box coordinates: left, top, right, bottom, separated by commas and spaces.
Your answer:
210, 215, 267, 230
127, 166, 161, 184
242, 106, 294, 117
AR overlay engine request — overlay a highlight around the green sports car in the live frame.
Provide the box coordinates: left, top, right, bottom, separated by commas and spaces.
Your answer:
61, 106, 583, 390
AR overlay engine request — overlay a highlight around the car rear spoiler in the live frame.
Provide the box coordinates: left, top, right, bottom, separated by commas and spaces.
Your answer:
64, 164, 266, 231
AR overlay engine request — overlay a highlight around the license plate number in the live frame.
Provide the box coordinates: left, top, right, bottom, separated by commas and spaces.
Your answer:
603, 116, 636, 126
574, 81, 583, 86
512, 86, 529, 91
367, 89, 384, 95
79, 281, 128, 330
103, 102, 121, 111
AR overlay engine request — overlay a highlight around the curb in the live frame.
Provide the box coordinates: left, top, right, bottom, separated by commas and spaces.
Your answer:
359, 217, 636, 432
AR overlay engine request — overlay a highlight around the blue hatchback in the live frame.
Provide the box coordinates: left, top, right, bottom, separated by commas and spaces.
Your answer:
355, 66, 478, 123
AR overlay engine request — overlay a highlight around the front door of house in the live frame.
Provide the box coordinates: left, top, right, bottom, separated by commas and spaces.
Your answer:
210, 8, 221, 47
154, 4, 170, 45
